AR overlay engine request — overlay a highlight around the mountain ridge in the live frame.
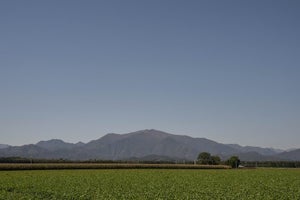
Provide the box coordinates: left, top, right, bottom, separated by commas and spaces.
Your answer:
0, 144, 10, 149
1, 129, 299, 161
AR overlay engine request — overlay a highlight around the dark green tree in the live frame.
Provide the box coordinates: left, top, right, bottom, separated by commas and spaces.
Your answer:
211, 155, 221, 165
197, 152, 212, 164
226, 156, 240, 168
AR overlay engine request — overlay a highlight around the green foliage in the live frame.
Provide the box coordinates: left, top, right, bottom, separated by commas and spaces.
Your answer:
0, 169, 300, 199
197, 152, 221, 165
241, 161, 300, 168
211, 155, 221, 165
227, 156, 240, 168
197, 152, 212, 164
0, 163, 229, 170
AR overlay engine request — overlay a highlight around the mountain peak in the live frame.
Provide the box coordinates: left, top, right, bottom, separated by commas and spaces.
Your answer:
1, 129, 299, 161
75, 142, 85, 146
36, 139, 76, 151
127, 129, 171, 136
37, 139, 66, 144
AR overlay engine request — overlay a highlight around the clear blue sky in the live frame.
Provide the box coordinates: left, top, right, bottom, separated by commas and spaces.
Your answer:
1, 0, 299, 149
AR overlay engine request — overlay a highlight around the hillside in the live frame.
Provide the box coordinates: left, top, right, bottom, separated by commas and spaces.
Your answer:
0, 144, 10, 149
277, 149, 300, 161
0, 129, 299, 161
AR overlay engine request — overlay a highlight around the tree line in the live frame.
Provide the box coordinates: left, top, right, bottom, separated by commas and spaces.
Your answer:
197, 152, 240, 168
1, 156, 299, 168
240, 161, 300, 168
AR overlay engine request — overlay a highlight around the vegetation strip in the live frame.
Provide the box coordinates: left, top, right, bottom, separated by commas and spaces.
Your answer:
0, 163, 230, 170
0, 169, 299, 199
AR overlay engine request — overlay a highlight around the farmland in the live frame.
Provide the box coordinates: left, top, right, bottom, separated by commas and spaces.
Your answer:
0, 169, 299, 199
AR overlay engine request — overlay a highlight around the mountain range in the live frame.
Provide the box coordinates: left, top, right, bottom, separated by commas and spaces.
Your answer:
0, 144, 10, 149
0, 129, 299, 161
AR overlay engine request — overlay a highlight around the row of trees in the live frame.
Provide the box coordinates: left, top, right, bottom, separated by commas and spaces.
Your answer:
197, 152, 240, 168
197, 152, 221, 165
240, 161, 300, 168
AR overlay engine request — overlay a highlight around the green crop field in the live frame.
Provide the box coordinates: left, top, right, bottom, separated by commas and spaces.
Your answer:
0, 169, 299, 199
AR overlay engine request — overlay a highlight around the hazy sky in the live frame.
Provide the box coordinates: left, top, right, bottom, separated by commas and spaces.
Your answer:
1, 1, 299, 149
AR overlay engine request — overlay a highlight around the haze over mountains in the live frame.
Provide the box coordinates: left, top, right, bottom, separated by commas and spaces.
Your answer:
0, 129, 299, 161
0, 144, 10, 149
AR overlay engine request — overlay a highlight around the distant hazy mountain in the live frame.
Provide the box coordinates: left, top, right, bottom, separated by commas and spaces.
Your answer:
227, 144, 284, 156
276, 149, 300, 161
127, 154, 181, 162
0, 144, 10, 149
221, 151, 285, 162
0, 144, 52, 158
36, 139, 84, 151
79, 129, 237, 160
0, 129, 299, 161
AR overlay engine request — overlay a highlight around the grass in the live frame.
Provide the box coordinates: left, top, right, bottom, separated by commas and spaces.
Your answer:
0, 169, 299, 199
